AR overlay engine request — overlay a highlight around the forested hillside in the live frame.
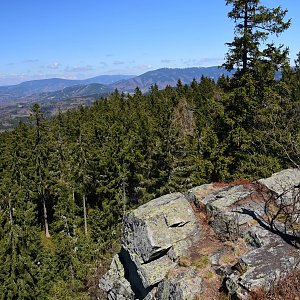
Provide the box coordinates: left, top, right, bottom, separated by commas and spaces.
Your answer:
1, 64, 300, 298
1, 0, 300, 299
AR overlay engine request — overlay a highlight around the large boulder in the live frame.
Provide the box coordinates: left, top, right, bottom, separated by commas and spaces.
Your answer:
200, 184, 255, 240
101, 192, 201, 299
258, 168, 300, 204
122, 192, 200, 265
100, 169, 300, 299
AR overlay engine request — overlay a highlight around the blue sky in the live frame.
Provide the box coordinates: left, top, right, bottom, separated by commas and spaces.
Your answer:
0, 0, 299, 85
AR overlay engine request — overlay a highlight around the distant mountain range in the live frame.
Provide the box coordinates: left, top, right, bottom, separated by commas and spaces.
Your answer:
0, 75, 134, 104
0, 66, 232, 106
0, 66, 234, 130
113, 67, 232, 93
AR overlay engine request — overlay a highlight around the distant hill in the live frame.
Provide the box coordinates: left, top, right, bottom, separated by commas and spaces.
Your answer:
0, 67, 232, 106
112, 67, 232, 93
82, 75, 135, 85
0, 66, 233, 130
0, 78, 81, 102
27, 83, 113, 103
0, 75, 134, 104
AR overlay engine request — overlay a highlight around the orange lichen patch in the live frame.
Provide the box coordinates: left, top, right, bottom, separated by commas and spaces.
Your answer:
213, 182, 229, 188
230, 178, 253, 186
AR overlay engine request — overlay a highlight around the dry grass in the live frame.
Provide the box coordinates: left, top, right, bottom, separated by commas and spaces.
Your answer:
219, 238, 249, 266
178, 256, 192, 267
249, 270, 300, 300
192, 255, 210, 269
230, 178, 253, 186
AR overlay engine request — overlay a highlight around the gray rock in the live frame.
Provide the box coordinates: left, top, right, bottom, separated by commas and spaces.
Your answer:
122, 192, 200, 264
204, 185, 253, 240
156, 267, 203, 300
167, 238, 195, 261
226, 225, 300, 298
244, 225, 272, 248
99, 254, 135, 300
205, 185, 252, 214
101, 192, 201, 299
100, 169, 300, 300
258, 168, 300, 204
185, 183, 216, 207
134, 253, 176, 288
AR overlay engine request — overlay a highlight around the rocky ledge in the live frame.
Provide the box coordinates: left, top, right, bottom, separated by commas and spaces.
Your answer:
100, 168, 300, 299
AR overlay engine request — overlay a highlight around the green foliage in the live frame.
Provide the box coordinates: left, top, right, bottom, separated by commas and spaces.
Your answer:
0, 2, 299, 299
224, 0, 290, 73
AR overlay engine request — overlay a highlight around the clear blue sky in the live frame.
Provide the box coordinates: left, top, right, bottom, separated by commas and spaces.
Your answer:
0, 0, 299, 85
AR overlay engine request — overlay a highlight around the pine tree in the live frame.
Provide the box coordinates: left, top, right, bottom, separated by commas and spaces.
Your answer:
224, 0, 290, 74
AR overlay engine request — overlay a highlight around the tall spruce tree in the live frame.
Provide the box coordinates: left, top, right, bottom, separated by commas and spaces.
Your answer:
224, 0, 291, 73
0, 124, 42, 299
222, 0, 291, 178
31, 104, 52, 238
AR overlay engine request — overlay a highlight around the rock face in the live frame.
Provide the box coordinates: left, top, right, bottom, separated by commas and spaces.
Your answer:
156, 267, 203, 300
100, 169, 300, 299
122, 192, 199, 266
226, 225, 300, 299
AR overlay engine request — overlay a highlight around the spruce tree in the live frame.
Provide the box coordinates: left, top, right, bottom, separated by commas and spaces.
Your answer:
0, 125, 42, 299
224, 0, 290, 74
222, 0, 291, 178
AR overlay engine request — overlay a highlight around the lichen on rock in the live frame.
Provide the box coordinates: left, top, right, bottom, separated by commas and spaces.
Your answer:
100, 169, 300, 300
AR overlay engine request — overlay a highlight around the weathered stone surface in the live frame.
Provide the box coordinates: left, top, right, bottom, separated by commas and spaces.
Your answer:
258, 168, 300, 203
185, 183, 217, 207
101, 192, 201, 299
99, 254, 135, 300
122, 192, 200, 264
203, 185, 253, 240
156, 267, 203, 300
135, 253, 176, 288
205, 185, 252, 214
167, 238, 195, 261
227, 225, 300, 299
100, 169, 300, 300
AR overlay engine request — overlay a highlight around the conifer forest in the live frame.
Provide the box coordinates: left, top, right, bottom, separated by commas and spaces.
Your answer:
1, 0, 300, 299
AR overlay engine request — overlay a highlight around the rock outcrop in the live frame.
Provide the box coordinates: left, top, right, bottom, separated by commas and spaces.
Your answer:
100, 168, 300, 299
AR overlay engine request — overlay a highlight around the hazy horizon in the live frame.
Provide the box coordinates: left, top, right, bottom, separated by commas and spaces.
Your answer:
1, 0, 299, 86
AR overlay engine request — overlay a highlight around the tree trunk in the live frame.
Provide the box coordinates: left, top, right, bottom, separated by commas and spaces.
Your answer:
242, 0, 249, 72
43, 197, 50, 238
83, 194, 88, 236
122, 180, 127, 220
72, 190, 76, 236
8, 197, 13, 225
